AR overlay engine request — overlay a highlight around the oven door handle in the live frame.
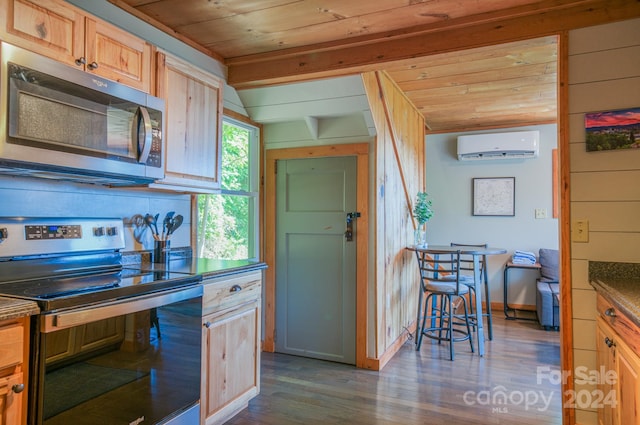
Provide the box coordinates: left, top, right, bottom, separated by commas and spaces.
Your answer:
41, 285, 202, 332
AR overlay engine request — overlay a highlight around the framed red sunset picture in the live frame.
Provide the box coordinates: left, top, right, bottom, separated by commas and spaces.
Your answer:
585, 107, 640, 152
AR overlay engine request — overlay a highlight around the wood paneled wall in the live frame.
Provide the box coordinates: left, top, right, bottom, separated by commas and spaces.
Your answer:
362, 71, 425, 364
567, 17, 640, 425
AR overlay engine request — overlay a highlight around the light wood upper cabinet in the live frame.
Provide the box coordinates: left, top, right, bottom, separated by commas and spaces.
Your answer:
153, 52, 223, 193
0, 0, 152, 92
82, 17, 152, 92
201, 271, 262, 425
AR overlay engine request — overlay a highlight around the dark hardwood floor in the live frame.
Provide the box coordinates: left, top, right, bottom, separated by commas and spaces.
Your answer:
227, 315, 561, 425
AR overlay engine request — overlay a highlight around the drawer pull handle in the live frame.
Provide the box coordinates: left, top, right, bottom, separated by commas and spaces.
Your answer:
12, 383, 25, 394
230, 285, 242, 293
204, 321, 212, 328
604, 337, 615, 348
604, 308, 617, 318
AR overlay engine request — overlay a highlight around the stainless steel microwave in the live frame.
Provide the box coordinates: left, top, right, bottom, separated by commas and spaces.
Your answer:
0, 42, 164, 186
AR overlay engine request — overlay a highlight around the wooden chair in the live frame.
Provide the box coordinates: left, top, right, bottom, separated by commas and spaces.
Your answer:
450, 242, 493, 340
415, 249, 474, 360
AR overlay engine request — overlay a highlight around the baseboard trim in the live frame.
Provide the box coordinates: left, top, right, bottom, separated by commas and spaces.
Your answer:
363, 321, 420, 371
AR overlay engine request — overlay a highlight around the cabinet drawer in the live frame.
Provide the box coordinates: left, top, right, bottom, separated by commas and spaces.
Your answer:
203, 271, 262, 315
597, 294, 640, 354
0, 322, 23, 369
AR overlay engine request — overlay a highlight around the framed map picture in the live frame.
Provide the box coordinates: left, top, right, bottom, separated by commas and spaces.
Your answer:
473, 177, 515, 216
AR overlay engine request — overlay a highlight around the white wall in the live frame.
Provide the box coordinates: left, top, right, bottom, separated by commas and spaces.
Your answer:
425, 124, 559, 307
0, 176, 191, 252
568, 17, 640, 425
264, 114, 374, 150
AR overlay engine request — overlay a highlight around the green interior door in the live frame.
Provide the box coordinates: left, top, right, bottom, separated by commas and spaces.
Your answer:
275, 156, 357, 364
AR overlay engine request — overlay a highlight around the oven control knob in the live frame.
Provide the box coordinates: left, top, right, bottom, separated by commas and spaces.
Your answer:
106, 226, 118, 236
12, 383, 24, 394
93, 227, 105, 237
0, 227, 7, 240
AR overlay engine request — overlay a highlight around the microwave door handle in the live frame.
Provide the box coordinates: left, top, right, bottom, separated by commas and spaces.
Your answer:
136, 106, 153, 164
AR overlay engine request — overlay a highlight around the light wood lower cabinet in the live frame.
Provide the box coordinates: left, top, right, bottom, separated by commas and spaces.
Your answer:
0, 318, 29, 425
0, 372, 24, 425
596, 294, 640, 425
201, 271, 262, 425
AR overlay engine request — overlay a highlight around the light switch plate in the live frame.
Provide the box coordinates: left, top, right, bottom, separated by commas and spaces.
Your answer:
572, 219, 589, 242
535, 208, 547, 219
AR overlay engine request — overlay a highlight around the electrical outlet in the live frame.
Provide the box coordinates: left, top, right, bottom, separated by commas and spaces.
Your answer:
572, 219, 589, 242
535, 208, 547, 219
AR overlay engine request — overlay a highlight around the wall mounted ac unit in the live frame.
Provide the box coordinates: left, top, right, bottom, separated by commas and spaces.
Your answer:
457, 131, 540, 161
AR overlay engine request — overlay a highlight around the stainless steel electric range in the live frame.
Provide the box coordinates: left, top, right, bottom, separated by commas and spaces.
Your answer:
0, 217, 203, 425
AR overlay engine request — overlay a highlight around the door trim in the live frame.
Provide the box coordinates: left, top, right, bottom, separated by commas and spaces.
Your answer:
264, 143, 370, 368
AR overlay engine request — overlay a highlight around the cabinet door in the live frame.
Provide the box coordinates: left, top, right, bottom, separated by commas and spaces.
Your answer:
85, 17, 152, 92
0, 0, 84, 65
155, 52, 223, 193
202, 301, 260, 425
616, 341, 640, 425
0, 373, 24, 425
596, 318, 617, 425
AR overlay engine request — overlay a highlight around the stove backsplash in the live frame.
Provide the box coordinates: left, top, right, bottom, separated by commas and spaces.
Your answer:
0, 175, 191, 252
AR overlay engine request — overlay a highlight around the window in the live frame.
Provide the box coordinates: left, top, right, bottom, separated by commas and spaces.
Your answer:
197, 117, 259, 260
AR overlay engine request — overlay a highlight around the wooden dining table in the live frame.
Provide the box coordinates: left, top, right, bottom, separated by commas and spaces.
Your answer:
407, 244, 507, 357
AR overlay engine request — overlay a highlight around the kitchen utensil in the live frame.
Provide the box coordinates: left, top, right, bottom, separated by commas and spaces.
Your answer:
131, 214, 145, 228
162, 211, 175, 240
153, 213, 160, 236
144, 214, 159, 240
167, 214, 183, 237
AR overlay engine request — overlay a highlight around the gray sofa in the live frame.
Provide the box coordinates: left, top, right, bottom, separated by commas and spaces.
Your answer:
536, 248, 559, 330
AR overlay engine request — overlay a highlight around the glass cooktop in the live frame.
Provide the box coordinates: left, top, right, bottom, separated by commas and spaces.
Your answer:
0, 267, 201, 311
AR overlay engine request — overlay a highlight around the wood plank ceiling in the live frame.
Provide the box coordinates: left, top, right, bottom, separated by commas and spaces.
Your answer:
109, 0, 640, 133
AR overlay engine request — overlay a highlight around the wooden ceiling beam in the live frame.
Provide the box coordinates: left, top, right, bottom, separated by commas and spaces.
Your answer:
227, 0, 640, 88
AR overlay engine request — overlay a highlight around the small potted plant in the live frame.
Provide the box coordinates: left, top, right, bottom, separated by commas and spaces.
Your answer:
413, 191, 433, 247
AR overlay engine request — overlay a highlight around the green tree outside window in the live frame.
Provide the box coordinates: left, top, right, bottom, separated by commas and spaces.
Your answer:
197, 119, 258, 260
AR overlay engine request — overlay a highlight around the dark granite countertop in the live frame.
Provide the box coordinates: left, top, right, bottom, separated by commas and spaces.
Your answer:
140, 257, 267, 279
123, 248, 267, 279
589, 261, 640, 328
0, 297, 39, 321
